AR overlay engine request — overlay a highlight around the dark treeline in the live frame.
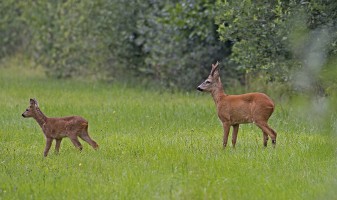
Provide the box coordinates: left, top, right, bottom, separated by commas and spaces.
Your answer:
1, 0, 336, 93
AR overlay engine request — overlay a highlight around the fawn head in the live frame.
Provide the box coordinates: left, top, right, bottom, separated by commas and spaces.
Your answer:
197, 61, 220, 92
22, 98, 39, 118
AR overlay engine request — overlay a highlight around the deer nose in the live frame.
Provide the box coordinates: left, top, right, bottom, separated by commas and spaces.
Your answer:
197, 87, 203, 91
22, 113, 26, 117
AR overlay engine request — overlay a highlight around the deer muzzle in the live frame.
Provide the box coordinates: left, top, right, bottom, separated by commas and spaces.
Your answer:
197, 86, 203, 91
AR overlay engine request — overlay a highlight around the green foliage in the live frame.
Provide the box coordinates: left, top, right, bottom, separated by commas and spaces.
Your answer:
217, 0, 296, 82
0, 0, 232, 90
22, 1, 109, 78
101, 0, 231, 89
0, 1, 28, 59
216, 0, 337, 88
141, 0, 231, 89
1, 0, 336, 92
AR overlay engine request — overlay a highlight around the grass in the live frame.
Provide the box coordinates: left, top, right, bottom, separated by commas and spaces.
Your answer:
0, 63, 336, 200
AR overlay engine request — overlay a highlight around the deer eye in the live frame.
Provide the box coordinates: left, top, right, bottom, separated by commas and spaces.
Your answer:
26, 109, 29, 111
205, 80, 211, 84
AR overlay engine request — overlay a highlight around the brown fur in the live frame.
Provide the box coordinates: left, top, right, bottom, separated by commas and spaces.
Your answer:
22, 98, 99, 156
197, 62, 277, 147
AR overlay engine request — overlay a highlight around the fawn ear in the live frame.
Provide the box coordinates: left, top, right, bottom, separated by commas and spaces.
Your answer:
34, 98, 39, 107
30, 98, 39, 107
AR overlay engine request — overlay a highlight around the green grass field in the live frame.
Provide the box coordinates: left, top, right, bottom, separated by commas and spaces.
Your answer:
0, 64, 336, 200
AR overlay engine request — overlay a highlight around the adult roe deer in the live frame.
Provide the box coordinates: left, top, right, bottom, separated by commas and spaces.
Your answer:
197, 62, 277, 148
22, 98, 99, 157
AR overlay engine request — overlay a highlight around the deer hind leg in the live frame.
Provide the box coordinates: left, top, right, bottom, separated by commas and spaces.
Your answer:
44, 137, 53, 157
255, 121, 277, 147
232, 124, 239, 148
222, 122, 231, 148
263, 132, 269, 147
79, 132, 99, 149
270, 128, 277, 146
55, 139, 62, 153
69, 136, 83, 151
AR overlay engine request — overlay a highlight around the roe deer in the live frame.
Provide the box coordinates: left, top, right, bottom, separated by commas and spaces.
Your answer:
22, 98, 99, 157
197, 62, 277, 148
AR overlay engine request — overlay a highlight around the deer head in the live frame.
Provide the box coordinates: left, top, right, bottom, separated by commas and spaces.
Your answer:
22, 98, 39, 118
197, 61, 220, 92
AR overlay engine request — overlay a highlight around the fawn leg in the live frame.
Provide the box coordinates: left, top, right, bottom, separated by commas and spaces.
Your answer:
232, 124, 239, 148
222, 122, 230, 148
55, 139, 62, 153
79, 133, 99, 149
70, 137, 83, 151
44, 137, 53, 157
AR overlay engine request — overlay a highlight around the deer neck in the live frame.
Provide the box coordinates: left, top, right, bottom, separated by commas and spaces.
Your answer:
33, 108, 48, 128
211, 79, 227, 105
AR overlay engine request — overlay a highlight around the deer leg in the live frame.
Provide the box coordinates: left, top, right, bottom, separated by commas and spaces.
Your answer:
44, 137, 53, 157
79, 132, 99, 149
55, 139, 62, 153
69, 136, 83, 151
232, 124, 239, 148
222, 122, 230, 148
270, 128, 277, 147
255, 122, 277, 147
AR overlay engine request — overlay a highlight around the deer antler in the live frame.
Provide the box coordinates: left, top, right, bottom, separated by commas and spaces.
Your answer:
211, 61, 220, 76
212, 61, 219, 68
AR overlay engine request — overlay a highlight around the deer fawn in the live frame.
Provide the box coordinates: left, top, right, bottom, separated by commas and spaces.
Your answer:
197, 62, 277, 148
22, 98, 99, 157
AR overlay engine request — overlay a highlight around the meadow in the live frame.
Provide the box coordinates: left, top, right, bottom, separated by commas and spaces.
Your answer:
0, 64, 336, 200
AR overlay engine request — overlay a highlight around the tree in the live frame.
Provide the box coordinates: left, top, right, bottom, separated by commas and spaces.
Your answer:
216, 0, 337, 93
23, 1, 108, 78
139, 0, 233, 89
0, 1, 28, 59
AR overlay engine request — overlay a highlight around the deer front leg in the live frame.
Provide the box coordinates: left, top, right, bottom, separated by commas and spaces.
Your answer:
55, 139, 62, 153
44, 137, 53, 157
232, 124, 239, 148
222, 122, 230, 148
